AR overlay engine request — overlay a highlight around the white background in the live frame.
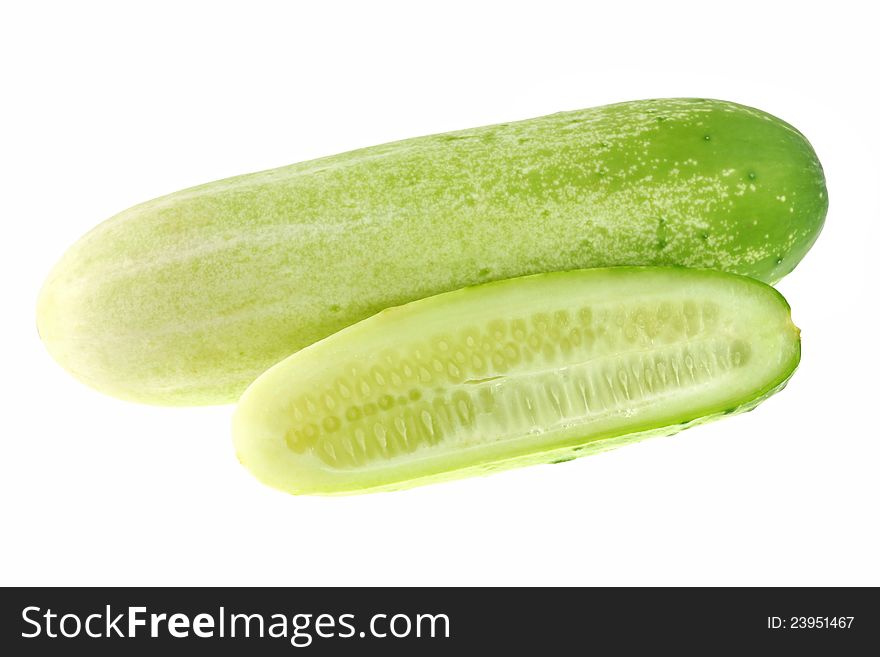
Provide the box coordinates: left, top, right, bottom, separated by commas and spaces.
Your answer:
2, 1, 878, 586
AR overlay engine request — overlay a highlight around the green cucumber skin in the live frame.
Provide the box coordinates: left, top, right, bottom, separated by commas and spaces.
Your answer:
233, 267, 801, 496
37, 98, 825, 405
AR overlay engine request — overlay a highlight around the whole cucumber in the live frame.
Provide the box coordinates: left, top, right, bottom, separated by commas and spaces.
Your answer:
37, 98, 826, 405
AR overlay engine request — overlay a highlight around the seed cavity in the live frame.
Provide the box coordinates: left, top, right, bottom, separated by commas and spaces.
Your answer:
284, 297, 759, 468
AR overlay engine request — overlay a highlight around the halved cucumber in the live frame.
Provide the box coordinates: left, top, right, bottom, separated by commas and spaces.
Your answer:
233, 268, 800, 495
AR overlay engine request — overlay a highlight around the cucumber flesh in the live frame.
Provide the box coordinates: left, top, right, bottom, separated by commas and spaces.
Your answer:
233, 268, 800, 495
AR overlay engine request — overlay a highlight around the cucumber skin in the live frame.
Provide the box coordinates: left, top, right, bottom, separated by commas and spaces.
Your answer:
233, 267, 801, 496
37, 98, 825, 405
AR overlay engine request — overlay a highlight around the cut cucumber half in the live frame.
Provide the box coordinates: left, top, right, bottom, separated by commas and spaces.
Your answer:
233, 267, 800, 495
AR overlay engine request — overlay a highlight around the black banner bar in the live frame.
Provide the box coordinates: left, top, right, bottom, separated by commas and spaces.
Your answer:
1, 587, 876, 654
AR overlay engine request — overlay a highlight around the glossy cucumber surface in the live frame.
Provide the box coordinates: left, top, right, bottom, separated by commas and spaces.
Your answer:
233, 267, 801, 495
38, 98, 824, 404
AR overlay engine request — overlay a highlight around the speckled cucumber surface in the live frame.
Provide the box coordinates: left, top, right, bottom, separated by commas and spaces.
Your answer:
233, 268, 801, 495
38, 98, 825, 405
